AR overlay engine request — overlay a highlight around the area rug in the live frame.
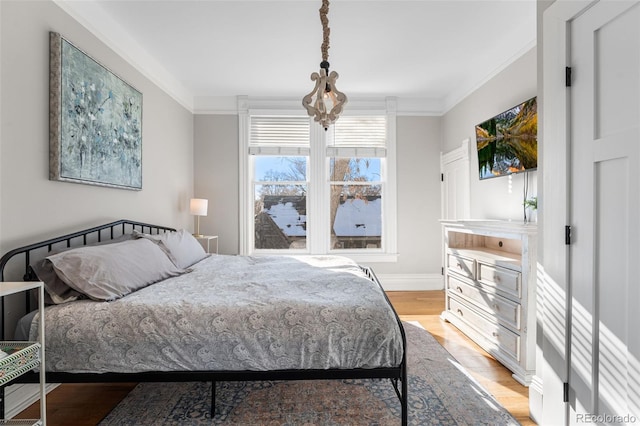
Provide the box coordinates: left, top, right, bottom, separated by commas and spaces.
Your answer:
99, 322, 518, 425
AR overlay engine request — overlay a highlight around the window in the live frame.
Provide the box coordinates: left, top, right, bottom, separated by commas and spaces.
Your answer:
254, 156, 308, 249
249, 116, 310, 251
328, 116, 386, 251
239, 99, 397, 262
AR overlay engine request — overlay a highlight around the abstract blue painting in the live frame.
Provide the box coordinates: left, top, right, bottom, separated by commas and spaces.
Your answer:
49, 32, 142, 190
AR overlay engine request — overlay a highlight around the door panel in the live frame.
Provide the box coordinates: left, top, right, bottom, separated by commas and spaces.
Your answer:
595, 157, 629, 416
440, 139, 470, 221
570, 1, 640, 423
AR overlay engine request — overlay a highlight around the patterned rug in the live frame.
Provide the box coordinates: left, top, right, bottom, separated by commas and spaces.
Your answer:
99, 322, 519, 425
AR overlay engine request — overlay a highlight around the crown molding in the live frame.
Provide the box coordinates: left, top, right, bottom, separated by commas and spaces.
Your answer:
53, 0, 446, 117
194, 96, 444, 116
53, 0, 533, 118
442, 40, 537, 114
53, 0, 195, 112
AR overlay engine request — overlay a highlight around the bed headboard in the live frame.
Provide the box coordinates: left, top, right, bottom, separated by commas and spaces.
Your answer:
0, 219, 175, 282
0, 219, 175, 339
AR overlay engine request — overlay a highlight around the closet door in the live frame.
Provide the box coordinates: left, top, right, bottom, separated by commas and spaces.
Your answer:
440, 138, 470, 221
569, 1, 640, 423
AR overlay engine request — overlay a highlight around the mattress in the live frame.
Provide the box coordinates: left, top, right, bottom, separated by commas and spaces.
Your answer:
28, 254, 403, 374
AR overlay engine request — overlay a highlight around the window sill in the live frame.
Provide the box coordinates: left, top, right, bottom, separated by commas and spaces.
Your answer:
250, 251, 399, 263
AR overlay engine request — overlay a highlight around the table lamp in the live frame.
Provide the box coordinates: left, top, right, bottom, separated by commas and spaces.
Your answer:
189, 198, 208, 237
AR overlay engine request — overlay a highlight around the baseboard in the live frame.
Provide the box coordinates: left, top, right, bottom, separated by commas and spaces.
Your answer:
376, 273, 444, 291
5, 383, 59, 419
529, 374, 544, 424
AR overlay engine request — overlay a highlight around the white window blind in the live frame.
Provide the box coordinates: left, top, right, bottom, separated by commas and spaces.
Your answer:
249, 116, 310, 155
327, 116, 387, 157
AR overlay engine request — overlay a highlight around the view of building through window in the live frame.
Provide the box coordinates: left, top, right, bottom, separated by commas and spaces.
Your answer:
253, 157, 308, 249
252, 156, 382, 250
329, 157, 382, 249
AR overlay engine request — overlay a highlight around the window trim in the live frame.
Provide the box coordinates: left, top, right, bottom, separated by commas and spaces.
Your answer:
238, 96, 398, 262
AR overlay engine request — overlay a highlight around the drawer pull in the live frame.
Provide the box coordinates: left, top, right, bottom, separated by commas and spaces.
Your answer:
456, 286, 463, 293
457, 309, 463, 316
494, 275, 501, 283
492, 331, 499, 337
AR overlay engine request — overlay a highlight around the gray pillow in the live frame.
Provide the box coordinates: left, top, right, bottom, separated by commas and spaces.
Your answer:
133, 229, 208, 269
47, 238, 187, 301
30, 258, 84, 305
30, 233, 135, 305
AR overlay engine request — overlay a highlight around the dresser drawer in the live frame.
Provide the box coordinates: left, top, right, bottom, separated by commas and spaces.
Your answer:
448, 295, 520, 362
447, 275, 521, 331
477, 262, 521, 299
447, 253, 475, 279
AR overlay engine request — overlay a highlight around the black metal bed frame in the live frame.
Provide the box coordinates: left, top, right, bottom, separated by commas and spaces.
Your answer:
0, 219, 408, 424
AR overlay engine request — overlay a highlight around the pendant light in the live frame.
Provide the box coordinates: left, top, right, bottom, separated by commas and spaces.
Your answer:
302, 0, 347, 130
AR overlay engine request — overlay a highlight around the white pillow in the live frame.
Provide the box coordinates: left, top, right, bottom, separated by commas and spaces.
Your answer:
133, 229, 208, 269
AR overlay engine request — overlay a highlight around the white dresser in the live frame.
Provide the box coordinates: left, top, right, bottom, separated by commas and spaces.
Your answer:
440, 220, 537, 385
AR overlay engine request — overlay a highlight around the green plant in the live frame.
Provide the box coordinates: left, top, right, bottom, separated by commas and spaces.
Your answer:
524, 196, 537, 210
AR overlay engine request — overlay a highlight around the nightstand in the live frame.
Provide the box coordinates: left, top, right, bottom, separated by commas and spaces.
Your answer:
196, 235, 218, 254
0, 281, 46, 425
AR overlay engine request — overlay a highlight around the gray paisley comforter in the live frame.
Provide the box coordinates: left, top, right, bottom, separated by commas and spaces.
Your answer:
30, 255, 403, 374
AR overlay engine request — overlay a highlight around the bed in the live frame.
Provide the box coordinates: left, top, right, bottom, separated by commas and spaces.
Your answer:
0, 219, 407, 424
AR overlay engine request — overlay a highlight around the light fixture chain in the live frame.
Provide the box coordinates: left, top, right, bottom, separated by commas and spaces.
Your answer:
320, 0, 330, 62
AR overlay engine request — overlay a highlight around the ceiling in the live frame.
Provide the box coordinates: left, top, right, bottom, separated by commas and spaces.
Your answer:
56, 0, 537, 114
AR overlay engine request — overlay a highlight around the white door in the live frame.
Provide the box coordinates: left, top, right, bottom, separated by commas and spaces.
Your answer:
440, 138, 470, 221
570, 1, 640, 423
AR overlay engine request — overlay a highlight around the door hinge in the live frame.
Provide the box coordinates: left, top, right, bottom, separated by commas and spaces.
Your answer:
441, 266, 444, 276
441, 173, 444, 182
565, 67, 572, 87
565, 225, 572, 245
563, 382, 569, 402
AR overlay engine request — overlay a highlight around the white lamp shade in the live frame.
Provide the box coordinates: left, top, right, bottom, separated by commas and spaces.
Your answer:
190, 198, 208, 216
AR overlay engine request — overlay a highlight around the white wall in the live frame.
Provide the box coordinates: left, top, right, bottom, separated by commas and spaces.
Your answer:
373, 116, 442, 279
193, 113, 443, 288
441, 47, 538, 221
0, 0, 194, 263
193, 114, 239, 255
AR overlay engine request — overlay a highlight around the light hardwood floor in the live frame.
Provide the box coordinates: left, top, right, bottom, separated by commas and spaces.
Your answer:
16, 290, 535, 425
386, 291, 535, 426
